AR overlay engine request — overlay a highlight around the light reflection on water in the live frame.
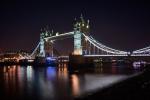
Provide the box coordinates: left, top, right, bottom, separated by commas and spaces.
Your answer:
0, 64, 141, 100
71, 74, 80, 96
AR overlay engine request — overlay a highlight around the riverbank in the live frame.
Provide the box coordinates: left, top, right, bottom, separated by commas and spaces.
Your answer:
75, 66, 150, 100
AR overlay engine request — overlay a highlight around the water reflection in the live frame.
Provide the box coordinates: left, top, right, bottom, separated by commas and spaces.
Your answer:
47, 67, 56, 79
0, 63, 142, 100
71, 74, 80, 96
2, 66, 19, 96
27, 66, 34, 81
58, 64, 68, 80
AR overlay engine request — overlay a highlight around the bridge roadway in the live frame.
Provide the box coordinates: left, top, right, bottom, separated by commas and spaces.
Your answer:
44, 32, 74, 41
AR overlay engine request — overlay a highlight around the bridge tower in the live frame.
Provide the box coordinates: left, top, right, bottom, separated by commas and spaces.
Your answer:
73, 15, 90, 55
39, 32, 45, 57
44, 30, 55, 57
73, 19, 82, 55
80, 15, 90, 55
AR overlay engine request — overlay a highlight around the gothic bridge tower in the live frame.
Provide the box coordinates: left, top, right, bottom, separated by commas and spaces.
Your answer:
73, 15, 90, 55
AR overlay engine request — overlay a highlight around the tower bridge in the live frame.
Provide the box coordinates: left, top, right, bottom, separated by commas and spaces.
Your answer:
29, 15, 150, 60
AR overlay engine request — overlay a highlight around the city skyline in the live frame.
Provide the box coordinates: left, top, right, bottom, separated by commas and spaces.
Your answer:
0, 0, 150, 53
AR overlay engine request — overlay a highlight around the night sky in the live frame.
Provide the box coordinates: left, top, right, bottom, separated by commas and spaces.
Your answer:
0, 0, 150, 53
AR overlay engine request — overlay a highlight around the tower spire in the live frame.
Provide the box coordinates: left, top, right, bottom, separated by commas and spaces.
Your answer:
87, 19, 90, 29
80, 13, 84, 23
80, 13, 83, 19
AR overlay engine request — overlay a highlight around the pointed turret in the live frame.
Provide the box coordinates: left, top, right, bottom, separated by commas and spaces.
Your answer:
80, 14, 84, 23
87, 19, 90, 28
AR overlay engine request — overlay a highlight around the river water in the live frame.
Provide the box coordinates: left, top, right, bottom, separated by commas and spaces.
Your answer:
0, 63, 141, 100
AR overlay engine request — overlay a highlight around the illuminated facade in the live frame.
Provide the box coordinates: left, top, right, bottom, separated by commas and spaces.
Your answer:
73, 15, 90, 55
39, 32, 45, 57
73, 30, 82, 55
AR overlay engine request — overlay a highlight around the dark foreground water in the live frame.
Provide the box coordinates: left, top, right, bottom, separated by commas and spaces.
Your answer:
0, 63, 142, 100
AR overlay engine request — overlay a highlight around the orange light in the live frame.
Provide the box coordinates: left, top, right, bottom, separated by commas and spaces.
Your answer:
71, 74, 80, 96
73, 49, 82, 55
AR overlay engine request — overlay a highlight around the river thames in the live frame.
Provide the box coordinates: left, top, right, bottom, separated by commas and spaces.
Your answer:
0, 63, 142, 100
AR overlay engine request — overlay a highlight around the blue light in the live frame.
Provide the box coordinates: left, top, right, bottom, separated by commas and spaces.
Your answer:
46, 57, 52, 61
46, 57, 56, 66
46, 57, 56, 61
47, 67, 56, 77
